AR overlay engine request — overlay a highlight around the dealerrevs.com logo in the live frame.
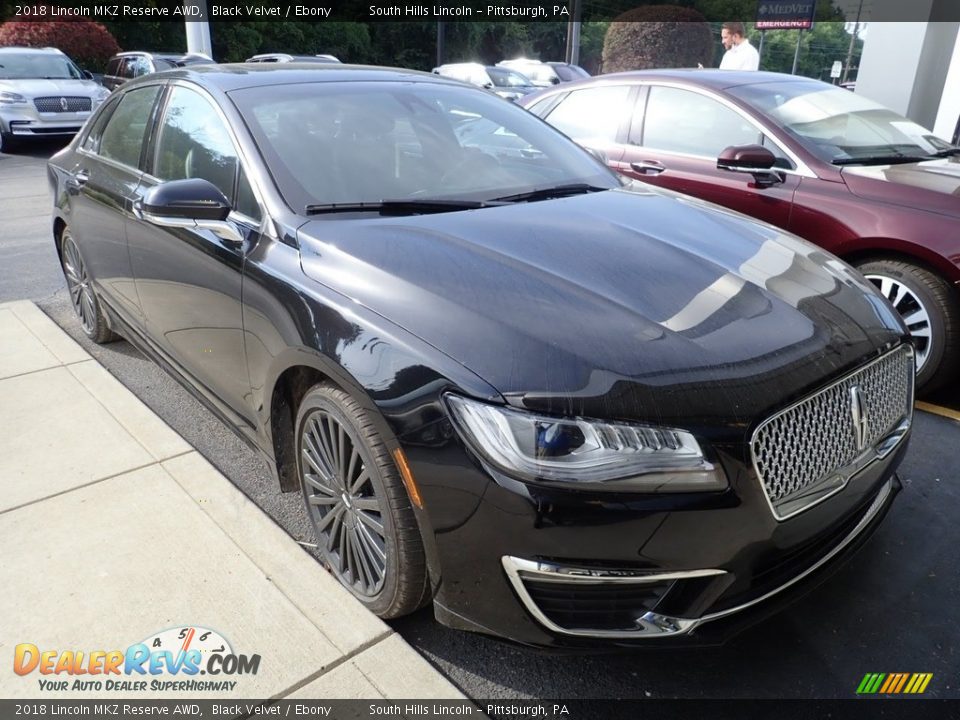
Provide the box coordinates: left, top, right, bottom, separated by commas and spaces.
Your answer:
14, 626, 261, 693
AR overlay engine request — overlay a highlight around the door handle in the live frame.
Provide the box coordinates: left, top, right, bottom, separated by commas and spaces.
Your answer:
65, 169, 89, 191
630, 160, 666, 175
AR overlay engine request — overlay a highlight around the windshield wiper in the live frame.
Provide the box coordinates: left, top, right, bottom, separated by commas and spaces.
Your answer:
831, 155, 930, 166
305, 198, 502, 216
927, 147, 960, 158
491, 183, 608, 203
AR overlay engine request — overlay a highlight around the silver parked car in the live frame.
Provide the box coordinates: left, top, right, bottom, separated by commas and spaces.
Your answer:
0, 46, 109, 152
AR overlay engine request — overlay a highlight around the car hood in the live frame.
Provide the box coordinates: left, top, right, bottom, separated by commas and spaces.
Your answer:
297, 187, 906, 432
841, 157, 960, 218
0, 78, 103, 97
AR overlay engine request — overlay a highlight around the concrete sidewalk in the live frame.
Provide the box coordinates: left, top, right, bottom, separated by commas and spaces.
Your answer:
0, 299, 464, 700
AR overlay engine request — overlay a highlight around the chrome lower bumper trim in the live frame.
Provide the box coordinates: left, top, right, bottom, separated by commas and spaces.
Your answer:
503, 476, 894, 639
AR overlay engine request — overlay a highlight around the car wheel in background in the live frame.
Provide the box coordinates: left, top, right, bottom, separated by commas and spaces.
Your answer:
858, 257, 960, 394
295, 383, 429, 618
59, 229, 119, 344
0, 131, 18, 154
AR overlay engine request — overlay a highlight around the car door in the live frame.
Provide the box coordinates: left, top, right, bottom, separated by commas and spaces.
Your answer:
539, 83, 635, 165
617, 84, 799, 231
68, 84, 163, 325
127, 83, 265, 426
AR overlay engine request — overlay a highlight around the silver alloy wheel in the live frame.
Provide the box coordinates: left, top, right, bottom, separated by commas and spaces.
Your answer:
865, 273, 932, 371
62, 236, 98, 336
300, 410, 387, 597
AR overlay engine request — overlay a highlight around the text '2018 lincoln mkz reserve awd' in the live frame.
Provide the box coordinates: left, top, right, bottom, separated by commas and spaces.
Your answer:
49, 64, 914, 648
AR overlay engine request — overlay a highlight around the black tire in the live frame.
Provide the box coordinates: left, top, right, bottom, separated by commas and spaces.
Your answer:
0, 131, 18, 154
59, 228, 119, 344
295, 383, 428, 618
857, 258, 960, 394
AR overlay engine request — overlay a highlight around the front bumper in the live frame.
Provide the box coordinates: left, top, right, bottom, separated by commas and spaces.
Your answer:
403, 421, 907, 649
0, 106, 92, 137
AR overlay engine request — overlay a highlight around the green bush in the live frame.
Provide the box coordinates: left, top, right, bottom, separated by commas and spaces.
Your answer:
0, 19, 120, 72
602, 6, 713, 73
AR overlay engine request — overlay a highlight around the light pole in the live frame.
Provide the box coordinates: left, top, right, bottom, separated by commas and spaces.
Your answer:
842, 0, 864, 84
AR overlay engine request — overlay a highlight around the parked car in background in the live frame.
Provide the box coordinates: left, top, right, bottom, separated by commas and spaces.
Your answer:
497, 58, 561, 87
103, 52, 212, 91
0, 46, 109, 152
49, 63, 913, 648
246, 53, 341, 64
432, 63, 537, 101
546, 61, 591, 82
522, 69, 960, 393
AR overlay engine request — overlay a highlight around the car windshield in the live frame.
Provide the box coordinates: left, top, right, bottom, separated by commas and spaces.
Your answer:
729, 80, 954, 164
0, 52, 83, 80
486, 68, 531, 88
230, 81, 617, 213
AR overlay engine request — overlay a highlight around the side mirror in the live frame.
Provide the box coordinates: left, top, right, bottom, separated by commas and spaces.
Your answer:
82, 70, 94, 80
138, 179, 243, 244
717, 144, 783, 187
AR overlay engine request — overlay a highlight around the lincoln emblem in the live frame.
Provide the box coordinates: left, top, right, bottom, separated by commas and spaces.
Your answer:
850, 385, 869, 452
59, 97, 68, 111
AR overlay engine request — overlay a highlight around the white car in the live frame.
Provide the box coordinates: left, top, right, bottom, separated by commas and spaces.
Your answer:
0, 46, 109, 152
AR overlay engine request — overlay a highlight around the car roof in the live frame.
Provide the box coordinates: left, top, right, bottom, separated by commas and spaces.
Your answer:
127, 63, 469, 93
115, 51, 209, 60
594, 68, 823, 90
0, 46, 64, 55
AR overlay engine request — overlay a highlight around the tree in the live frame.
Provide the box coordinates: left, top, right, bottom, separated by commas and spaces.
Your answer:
0, 19, 119, 71
748, 22, 862, 79
603, 5, 713, 73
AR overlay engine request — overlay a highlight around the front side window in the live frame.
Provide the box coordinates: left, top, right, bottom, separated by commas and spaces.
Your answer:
642, 86, 761, 158
230, 81, 618, 212
153, 85, 260, 220
544, 85, 631, 145
98, 85, 161, 168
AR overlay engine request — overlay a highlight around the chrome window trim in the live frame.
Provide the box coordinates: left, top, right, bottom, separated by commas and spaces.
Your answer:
635, 81, 817, 179
749, 344, 914, 522
503, 475, 895, 639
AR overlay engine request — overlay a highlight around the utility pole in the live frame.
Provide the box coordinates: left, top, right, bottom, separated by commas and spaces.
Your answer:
436, 22, 444, 68
842, 0, 864, 84
185, 0, 213, 58
564, 0, 582, 65
791, 29, 803, 75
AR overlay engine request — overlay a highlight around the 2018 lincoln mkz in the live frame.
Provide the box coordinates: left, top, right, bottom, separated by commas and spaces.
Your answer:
48, 65, 914, 648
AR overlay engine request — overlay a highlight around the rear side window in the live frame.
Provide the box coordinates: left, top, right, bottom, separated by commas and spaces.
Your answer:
98, 86, 161, 168
544, 85, 631, 144
80, 96, 120, 152
105, 57, 121, 77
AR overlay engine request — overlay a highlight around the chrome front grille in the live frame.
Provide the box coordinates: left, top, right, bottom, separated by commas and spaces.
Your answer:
33, 96, 92, 113
751, 345, 913, 520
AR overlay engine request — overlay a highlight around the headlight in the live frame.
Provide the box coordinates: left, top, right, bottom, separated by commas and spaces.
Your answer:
0, 91, 29, 106
93, 87, 110, 105
445, 394, 726, 492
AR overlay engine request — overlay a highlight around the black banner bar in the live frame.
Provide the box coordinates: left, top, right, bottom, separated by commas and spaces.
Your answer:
1, 699, 959, 720
1, 1, 959, 23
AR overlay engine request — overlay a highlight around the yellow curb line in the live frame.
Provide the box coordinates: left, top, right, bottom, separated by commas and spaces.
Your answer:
916, 401, 960, 422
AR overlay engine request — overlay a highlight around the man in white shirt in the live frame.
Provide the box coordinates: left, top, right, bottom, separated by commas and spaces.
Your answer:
719, 22, 760, 71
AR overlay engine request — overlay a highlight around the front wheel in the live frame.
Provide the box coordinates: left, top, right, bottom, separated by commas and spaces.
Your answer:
295, 383, 428, 618
857, 258, 960, 393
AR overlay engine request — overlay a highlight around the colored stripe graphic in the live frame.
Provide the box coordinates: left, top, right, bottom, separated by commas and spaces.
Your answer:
857, 673, 932, 694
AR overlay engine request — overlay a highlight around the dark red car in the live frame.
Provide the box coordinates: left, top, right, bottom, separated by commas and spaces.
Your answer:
521, 70, 960, 392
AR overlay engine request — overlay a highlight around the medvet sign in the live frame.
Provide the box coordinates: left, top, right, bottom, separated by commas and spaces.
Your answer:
756, 1, 817, 30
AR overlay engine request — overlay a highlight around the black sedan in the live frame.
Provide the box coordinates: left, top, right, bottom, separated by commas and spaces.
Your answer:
49, 64, 913, 648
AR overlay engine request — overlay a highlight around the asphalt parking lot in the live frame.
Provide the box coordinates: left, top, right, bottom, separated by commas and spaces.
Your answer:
2, 141, 959, 701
